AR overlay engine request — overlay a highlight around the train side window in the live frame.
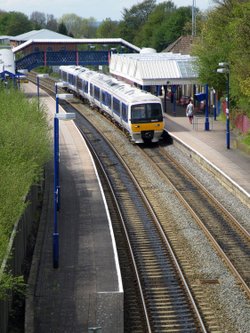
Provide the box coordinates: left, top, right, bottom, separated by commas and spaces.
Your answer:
77, 77, 82, 90
113, 97, 120, 116
83, 80, 88, 93
69, 74, 76, 85
90, 84, 94, 96
62, 72, 67, 81
102, 91, 107, 105
94, 86, 100, 101
122, 103, 128, 122
107, 93, 111, 108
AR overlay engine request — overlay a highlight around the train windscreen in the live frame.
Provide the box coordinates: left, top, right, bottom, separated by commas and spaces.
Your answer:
131, 103, 163, 123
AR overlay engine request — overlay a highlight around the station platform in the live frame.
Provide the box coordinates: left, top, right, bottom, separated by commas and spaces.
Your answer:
23, 83, 123, 333
164, 102, 250, 207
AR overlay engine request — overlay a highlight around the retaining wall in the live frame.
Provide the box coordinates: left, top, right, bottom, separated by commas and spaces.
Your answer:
0, 183, 43, 333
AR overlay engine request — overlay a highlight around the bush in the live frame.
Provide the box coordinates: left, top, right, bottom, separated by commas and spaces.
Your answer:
242, 132, 250, 147
0, 85, 51, 297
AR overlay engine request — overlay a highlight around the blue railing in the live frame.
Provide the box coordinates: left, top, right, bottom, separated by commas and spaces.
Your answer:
16, 50, 109, 70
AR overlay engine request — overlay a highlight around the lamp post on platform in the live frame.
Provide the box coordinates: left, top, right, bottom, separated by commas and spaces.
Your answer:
16, 69, 28, 89
53, 93, 75, 269
212, 88, 217, 121
55, 81, 69, 96
37, 73, 49, 109
217, 62, 230, 149
204, 83, 209, 131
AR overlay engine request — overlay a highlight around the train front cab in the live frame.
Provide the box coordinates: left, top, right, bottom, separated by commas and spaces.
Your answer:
129, 102, 164, 143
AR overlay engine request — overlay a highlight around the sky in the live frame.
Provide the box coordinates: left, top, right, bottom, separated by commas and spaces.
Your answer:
0, 0, 215, 21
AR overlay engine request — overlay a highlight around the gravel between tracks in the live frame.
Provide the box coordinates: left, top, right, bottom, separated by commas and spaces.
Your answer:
93, 114, 250, 333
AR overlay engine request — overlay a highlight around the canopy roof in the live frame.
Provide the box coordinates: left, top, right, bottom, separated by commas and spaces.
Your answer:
109, 52, 199, 86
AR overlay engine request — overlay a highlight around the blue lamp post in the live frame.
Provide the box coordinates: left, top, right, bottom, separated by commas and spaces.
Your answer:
54, 91, 72, 211
212, 88, 217, 121
204, 83, 209, 131
55, 81, 69, 96
17, 69, 28, 89
217, 62, 230, 149
37, 73, 49, 109
54, 82, 69, 211
172, 85, 177, 116
53, 94, 75, 269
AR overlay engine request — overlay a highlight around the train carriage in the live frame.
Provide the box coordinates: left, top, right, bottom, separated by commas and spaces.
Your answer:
59, 65, 164, 143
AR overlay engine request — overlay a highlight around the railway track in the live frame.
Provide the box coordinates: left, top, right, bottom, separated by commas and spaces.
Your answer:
141, 145, 250, 296
69, 101, 208, 332
25, 73, 249, 331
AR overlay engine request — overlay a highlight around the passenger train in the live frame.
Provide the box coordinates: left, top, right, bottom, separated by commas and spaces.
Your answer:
59, 65, 165, 143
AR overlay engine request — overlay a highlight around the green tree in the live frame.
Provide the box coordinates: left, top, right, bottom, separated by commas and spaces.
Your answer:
134, 1, 176, 49
0, 11, 32, 35
57, 21, 68, 35
132, 2, 194, 51
80, 17, 98, 38
96, 18, 120, 38
119, 0, 156, 44
228, 1, 250, 111
59, 13, 82, 37
193, 0, 250, 114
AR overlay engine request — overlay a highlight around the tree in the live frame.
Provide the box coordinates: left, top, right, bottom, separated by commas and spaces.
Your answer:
0, 11, 32, 35
96, 18, 120, 38
30, 11, 46, 29
57, 21, 68, 36
59, 14, 83, 37
80, 17, 98, 38
228, 1, 250, 112
119, 0, 156, 43
46, 14, 58, 32
133, 1, 176, 49
193, 0, 250, 115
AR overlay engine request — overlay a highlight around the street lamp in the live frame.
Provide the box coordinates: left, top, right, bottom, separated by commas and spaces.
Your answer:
211, 88, 217, 121
16, 69, 28, 89
53, 95, 75, 269
55, 81, 69, 96
37, 73, 49, 109
204, 83, 209, 131
217, 62, 230, 149
55, 93, 74, 212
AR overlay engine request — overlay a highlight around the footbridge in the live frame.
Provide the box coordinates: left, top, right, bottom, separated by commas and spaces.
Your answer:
13, 38, 141, 71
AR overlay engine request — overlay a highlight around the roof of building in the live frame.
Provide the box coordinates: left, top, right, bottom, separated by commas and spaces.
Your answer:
109, 51, 199, 86
0, 36, 12, 40
11, 29, 72, 41
12, 37, 141, 53
162, 35, 198, 55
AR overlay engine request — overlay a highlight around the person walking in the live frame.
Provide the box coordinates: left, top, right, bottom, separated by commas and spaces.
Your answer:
186, 99, 194, 124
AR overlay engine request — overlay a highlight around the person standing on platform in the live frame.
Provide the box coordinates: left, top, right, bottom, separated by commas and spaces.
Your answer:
186, 99, 194, 124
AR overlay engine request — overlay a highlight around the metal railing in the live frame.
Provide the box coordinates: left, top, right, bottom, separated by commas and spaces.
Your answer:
193, 114, 214, 131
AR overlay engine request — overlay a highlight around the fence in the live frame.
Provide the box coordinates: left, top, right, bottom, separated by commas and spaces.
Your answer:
193, 115, 214, 131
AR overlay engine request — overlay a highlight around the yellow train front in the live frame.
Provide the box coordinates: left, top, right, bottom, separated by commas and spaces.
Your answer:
126, 100, 164, 143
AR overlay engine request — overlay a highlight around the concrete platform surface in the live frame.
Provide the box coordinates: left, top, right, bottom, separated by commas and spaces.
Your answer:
164, 103, 250, 206
23, 83, 123, 333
